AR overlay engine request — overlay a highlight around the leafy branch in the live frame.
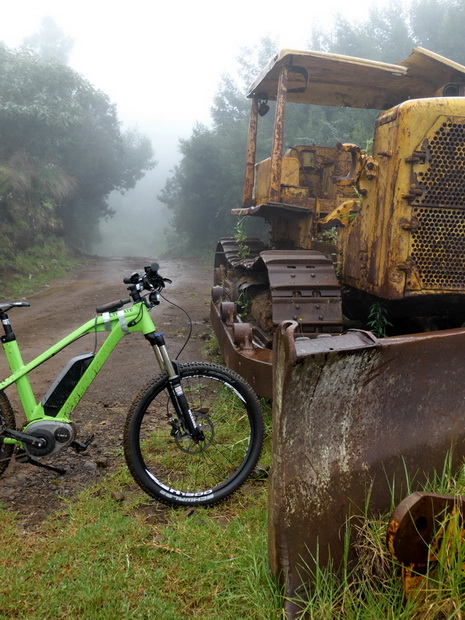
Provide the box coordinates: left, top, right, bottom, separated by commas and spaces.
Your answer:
234, 216, 250, 259
367, 301, 392, 338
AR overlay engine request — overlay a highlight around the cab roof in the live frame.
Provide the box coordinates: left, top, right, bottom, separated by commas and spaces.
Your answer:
247, 47, 465, 110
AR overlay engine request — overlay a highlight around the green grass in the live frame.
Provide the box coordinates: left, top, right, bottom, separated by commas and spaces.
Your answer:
1, 410, 465, 618
0, 481, 280, 619
289, 453, 465, 618
0, 401, 280, 619
0, 238, 88, 298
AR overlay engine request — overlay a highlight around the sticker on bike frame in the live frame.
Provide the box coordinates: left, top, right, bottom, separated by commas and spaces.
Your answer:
117, 310, 129, 335
102, 312, 112, 331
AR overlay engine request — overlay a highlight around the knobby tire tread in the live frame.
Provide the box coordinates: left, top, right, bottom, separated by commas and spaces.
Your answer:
123, 362, 263, 507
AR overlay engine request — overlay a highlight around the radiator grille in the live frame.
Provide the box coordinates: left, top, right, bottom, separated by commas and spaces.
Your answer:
411, 207, 465, 289
413, 122, 465, 208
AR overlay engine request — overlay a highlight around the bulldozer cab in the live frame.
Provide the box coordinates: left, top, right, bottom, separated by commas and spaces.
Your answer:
238, 46, 465, 208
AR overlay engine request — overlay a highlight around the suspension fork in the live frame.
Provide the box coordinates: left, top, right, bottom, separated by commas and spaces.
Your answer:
145, 332, 205, 441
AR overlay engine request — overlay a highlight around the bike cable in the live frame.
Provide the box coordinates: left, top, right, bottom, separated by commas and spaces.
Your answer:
159, 292, 193, 359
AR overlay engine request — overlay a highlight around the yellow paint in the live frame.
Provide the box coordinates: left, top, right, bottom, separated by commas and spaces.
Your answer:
338, 98, 465, 299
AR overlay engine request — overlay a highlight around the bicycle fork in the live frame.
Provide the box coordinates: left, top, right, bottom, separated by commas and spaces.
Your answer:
145, 333, 205, 442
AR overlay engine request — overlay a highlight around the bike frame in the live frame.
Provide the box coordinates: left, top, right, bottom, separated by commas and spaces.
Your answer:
0, 301, 162, 439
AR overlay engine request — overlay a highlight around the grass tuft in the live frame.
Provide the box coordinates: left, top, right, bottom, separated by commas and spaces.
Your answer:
0, 237, 88, 298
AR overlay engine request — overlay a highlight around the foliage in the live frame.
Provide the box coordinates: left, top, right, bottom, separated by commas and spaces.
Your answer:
310, 2, 413, 61
0, 401, 276, 619
159, 40, 277, 250
0, 485, 280, 618
311, 0, 465, 63
367, 301, 393, 338
233, 216, 250, 259
291, 453, 465, 618
0, 44, 155, 250
0, 152, 75, 251
0, 238, 87, 297
158, 123, 247, 249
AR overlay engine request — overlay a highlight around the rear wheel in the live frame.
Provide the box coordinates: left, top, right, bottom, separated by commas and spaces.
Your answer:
124, 363, 264, 507
0, 391, 16, 476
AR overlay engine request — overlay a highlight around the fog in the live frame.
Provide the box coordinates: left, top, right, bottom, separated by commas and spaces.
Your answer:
93, 124, 183, 259
94, 170, 170, 259
1, 0, 401, 259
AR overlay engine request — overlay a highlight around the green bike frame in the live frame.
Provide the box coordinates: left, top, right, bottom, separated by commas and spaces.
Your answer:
0, 302, 159, 439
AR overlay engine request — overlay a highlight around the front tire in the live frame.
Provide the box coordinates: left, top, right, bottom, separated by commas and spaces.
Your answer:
124, 363, 264, 507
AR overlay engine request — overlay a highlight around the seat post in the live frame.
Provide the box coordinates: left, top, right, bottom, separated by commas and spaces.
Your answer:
0, 310, 15, 344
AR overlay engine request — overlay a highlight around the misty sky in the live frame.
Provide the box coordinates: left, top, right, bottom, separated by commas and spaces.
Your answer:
1, 1, 402, 138
1, 0, 406, 255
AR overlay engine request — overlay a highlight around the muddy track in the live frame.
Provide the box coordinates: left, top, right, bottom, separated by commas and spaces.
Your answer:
0, 256, 212, 527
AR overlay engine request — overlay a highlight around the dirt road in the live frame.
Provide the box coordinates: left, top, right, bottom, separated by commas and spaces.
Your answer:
0, 256, 213, 527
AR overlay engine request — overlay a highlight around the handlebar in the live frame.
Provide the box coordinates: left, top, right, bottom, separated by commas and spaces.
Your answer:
124, 263, 172, 303
96, 264, 172, 315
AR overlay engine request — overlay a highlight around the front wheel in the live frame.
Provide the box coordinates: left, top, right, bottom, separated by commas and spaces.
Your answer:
124, 363, 264, 507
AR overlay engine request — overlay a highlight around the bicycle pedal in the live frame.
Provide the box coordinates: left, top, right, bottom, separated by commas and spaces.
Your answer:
71, 434, 95, 453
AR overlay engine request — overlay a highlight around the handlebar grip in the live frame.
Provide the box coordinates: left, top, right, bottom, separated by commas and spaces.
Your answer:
96, 298, 131, 314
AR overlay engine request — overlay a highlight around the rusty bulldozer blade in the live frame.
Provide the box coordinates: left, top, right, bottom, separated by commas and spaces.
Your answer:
269, 321, 465, 616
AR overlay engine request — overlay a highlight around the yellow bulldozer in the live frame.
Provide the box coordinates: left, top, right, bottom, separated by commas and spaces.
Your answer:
211, 47, 465, 615
211, 46, 465, 398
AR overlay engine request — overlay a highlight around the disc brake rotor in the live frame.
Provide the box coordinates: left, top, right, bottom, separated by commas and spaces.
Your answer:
174, 412, 214, 453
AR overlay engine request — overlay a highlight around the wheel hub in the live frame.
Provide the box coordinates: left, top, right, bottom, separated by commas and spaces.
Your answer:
173, 413, 214, 453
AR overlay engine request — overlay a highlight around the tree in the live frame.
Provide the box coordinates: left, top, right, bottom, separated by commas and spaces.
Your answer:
159, 124, 240, 248
0, 45, 156, 249
22, 16, 74, 64
409, 0, 465, 63
0, 152, 75, 254
311, 0, 465, 63
310, 3, 413, 62
160, 39, 278, 250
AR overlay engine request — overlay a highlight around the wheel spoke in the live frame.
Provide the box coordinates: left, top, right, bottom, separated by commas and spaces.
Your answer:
124, 363, 263, 506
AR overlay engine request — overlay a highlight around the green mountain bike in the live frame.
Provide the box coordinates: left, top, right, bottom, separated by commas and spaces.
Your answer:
0, 264, 264, 507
